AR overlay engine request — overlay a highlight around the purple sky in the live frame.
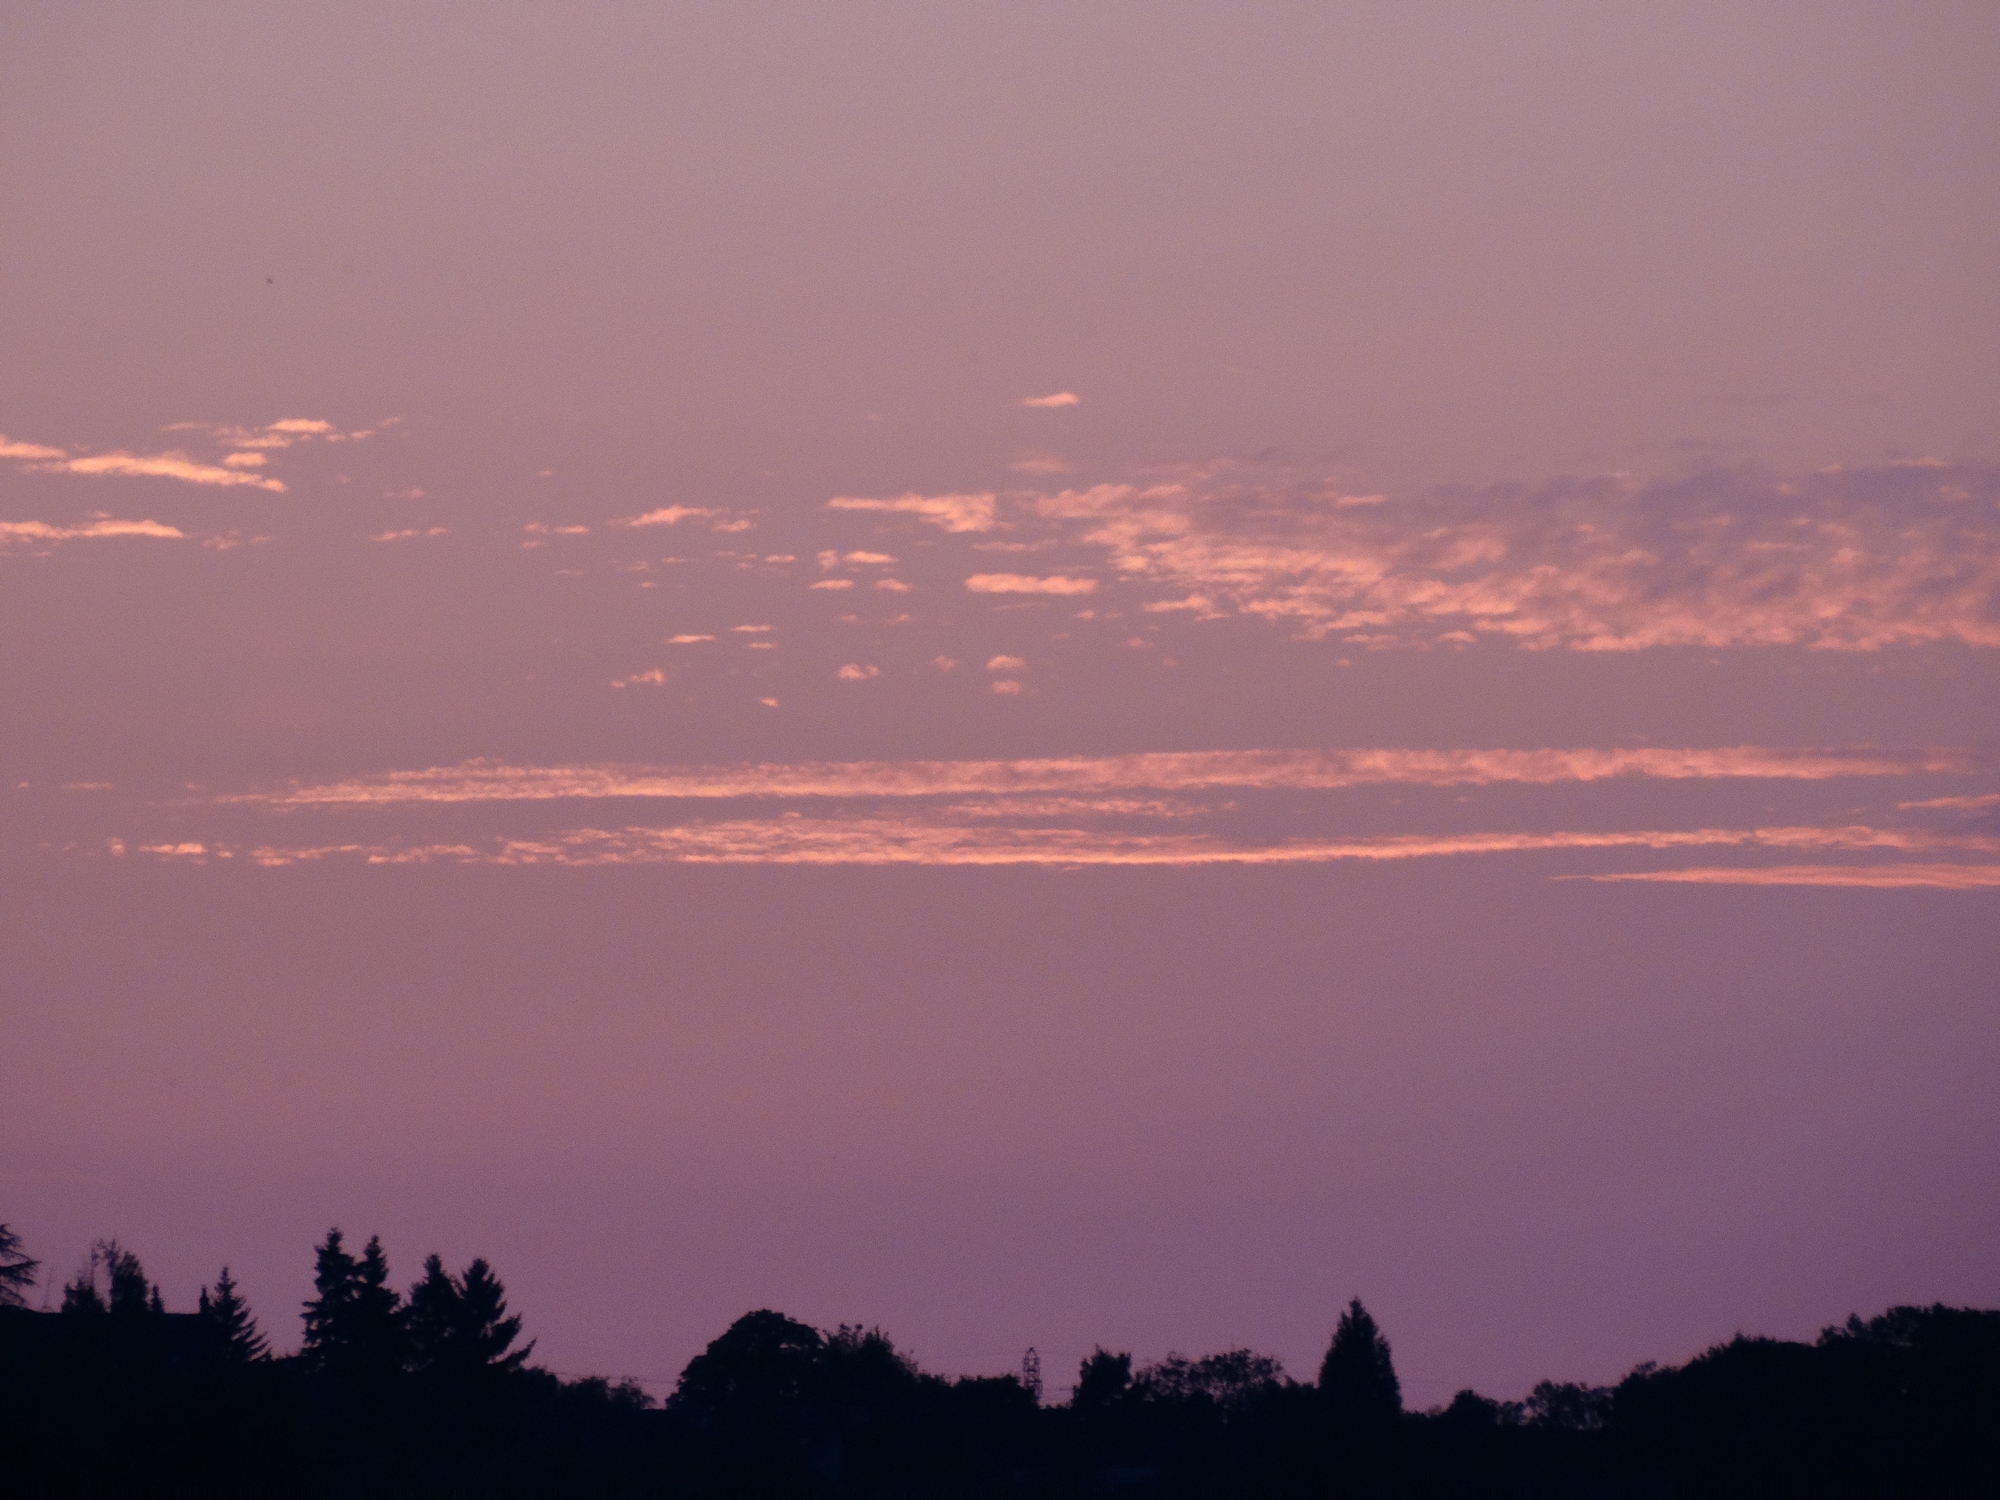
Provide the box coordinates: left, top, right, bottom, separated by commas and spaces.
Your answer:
3, 4, 1997, 1403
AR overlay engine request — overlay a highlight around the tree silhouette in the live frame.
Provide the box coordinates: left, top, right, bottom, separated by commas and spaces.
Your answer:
197, 1266, 268, 1362
406, 1253, 533, 1376
1319, 1298, 1402, 1491
301, 1228, 404, 1379
100, 1239, 154, 1320
672, 1308, 825, 1413
1074, 1348, 1134, 1415
0, 1223, 37, 1308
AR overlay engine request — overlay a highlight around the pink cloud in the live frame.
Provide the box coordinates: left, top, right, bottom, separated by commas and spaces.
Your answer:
1020, 392, 1081, 408
1018, 462, 2000, 651
828, 492, 997, 532
965, 573, 1098, 595
229, 744, 1981, 809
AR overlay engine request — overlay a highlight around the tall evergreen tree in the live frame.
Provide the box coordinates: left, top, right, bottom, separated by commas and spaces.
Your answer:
406, 1253, 532, 1377
198, 1266, 269, 1362
1319, 1298, 1403, 1491
301, 1228, 405, 1379
0, 1223, 38, 1308
300, 1227, 357, 1364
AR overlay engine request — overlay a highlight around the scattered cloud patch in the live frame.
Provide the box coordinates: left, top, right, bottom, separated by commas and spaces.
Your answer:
966, 574, 1098, 595
1024, 462, 2000, 651
618, 506, 717, 528
0, 516, 186, 550
611, 668, 668, 688
811, 578, 855, 590
667, 634, 715, 645
1021, 392, 1081, 409
991, 680, 1024, 695
986, 655, 1026, 672
837, 664, 881, 681
829, 492, 996, 533
370, 527, 449, 542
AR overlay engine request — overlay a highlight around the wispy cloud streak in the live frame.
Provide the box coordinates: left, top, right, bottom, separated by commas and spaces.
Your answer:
1576, 864, 2000, 889
192, 821, 2000, 869
228, 745, 1979, 808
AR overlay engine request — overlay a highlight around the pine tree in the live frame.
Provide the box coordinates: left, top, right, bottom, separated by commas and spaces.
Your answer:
300, 1227, 358, 1365
301, 1228, 405, 1379
0, 1224, 38, 1309
406, 1253, 532, 1377
1318, 1298, 1403, 1491
198, 1266, 269, 1362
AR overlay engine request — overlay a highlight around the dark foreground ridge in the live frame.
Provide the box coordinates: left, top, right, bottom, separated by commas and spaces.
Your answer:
1, 1223, 1995, 1497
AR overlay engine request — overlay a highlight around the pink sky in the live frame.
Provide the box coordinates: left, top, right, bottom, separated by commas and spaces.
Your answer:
3, 4, 1997, 1402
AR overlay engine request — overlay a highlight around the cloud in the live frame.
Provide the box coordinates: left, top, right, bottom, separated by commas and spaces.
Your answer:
618, 506, 718, 527
0, 437, 68, 460
610, 668, 668, 688
986, 655, 1027, 671
1574, 863, 2000, 889
874, 578, 910, 591
667, 634, 715, 644
1020, 462, 2000, 651
965, 574, 1098, 595
369, 527, 449, 542
1898, 792, 2000, 811
837, 664, 881, 681
0, 517, 186, 550
991, 680, 1024, 695
43, 450, 288, 492
843, 551, 897, 565
231, 744, 1981, 809
1021, 392, 1081, 408
811, 578, 855, 590
178, 822, 2000, 871
731, 624, 773, 633
828, 492, 996, 532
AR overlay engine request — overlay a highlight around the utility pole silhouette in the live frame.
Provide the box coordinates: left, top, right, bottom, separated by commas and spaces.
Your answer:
1021, 1346, 1043, 1403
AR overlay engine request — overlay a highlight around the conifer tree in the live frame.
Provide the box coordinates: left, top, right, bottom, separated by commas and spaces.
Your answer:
406, 1253, 532, 1376
1318, 1298, 1404, 1490
300, 1227, 358, 1365
198, 1266, 269, 1362
0, 1224, 36, 1308
302, 1228, 405, 1378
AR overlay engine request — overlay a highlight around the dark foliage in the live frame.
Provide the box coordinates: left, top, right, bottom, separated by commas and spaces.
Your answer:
1, 1221, 1996, 1497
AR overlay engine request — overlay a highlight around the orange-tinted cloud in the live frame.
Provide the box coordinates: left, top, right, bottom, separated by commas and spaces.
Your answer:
230, 744, 1980, 808
0, 516, 187, 550
827, 492, 997, 532
965, 573, 1098, 595
1012, 462, 2000, 651
173, 821, 1999, 870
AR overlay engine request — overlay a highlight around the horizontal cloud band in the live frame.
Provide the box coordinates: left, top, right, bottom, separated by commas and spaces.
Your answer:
146, 821, 2000, 869
235, 745, 1981, 808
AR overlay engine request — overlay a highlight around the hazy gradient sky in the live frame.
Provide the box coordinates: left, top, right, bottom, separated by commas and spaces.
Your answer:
3, 3, 1997, 1402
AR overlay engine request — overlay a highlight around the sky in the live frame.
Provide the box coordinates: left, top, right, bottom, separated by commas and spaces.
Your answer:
2, 2, 1997, 1404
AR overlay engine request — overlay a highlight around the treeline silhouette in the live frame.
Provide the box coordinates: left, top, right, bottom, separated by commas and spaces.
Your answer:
1, 1222, 1996, 1497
